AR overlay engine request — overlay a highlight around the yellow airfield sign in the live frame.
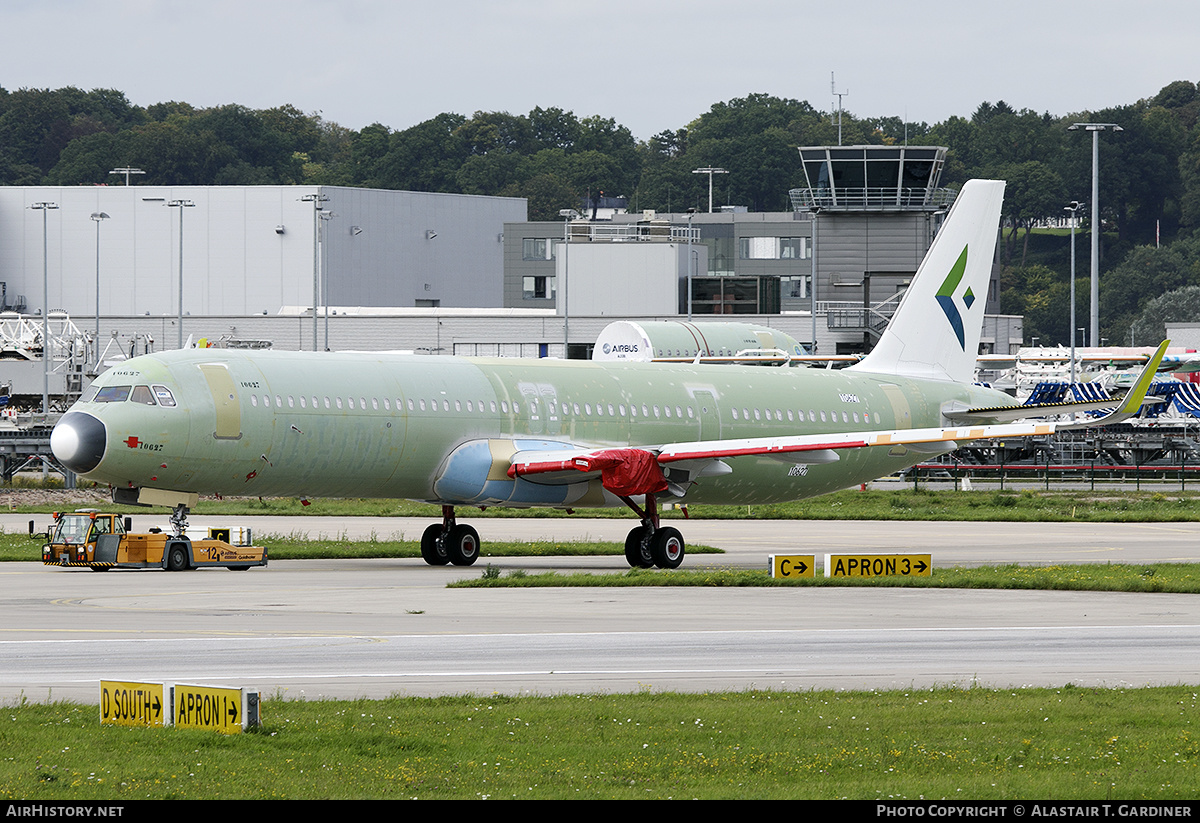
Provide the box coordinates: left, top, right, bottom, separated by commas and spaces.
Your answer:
99, 680, 166, 727
770, 554, 816, 578
824, 553, 932, 578
173, 683, 259, 734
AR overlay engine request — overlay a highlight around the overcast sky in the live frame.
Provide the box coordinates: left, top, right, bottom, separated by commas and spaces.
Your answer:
4, 0, 1198, 140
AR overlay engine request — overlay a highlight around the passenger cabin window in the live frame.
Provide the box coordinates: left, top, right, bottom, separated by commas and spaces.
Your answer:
94, 386, 131, 403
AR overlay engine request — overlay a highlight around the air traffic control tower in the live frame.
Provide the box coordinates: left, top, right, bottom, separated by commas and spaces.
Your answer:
788, 145, 994, 355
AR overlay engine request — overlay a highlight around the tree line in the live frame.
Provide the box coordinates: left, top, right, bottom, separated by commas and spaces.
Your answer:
5, 81, 1200, 344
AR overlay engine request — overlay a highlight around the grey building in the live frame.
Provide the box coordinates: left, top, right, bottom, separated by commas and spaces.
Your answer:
503, 145, 1017, 356
0, 185, 525, 326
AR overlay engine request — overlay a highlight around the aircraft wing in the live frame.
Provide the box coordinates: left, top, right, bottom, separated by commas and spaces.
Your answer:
507, 421, 1056, 498
948, 340, 1168, 427
653, 421, 1055, 464
508, 342, 1168, 500
1159, 353, 1200, 373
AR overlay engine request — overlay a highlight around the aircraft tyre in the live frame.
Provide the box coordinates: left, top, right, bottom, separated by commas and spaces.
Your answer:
447, 524, 480, 566
420, 524, 450, 566
166, 544, 189, 572
624, 526, 654, 568
651, 527, 685, 569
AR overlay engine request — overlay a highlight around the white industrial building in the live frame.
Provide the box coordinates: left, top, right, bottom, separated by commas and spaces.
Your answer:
0, 185, 524, 326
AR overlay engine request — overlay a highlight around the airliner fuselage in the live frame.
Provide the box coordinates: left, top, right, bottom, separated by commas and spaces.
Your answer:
54, 349, 1011, 508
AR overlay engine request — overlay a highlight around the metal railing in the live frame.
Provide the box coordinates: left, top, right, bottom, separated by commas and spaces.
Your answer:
906, 425, 1200, 490
821, 292, 904, 333
567, 223, 699, 243
789, 186, 957, 212
0, 312, 83, 360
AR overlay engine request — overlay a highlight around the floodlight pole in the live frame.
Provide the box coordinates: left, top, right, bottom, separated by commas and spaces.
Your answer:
301, 193, 330, 352
1069, 122, 1122, 352
166, 200, 195, 349
692, 167, 728, 213
108, 167, 144, 185
320, 210, 335, 351
686, 210, 695, 320
31, 201, 58, 414
91, 212, 110, 367
559, 209, 578, 358
1065, 201, 1081, 384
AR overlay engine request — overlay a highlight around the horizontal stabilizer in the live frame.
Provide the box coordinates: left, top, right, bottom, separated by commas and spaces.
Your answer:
948, 340, 1169, 429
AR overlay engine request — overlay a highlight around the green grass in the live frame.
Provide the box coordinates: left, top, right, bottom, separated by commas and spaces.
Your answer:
0, 533, 721, 563
699, 488, 1200, 523
2, 686, 1196, 799
15, 486, 1200, 522
9, 488, 1200, 799
451, 563, 1200, 593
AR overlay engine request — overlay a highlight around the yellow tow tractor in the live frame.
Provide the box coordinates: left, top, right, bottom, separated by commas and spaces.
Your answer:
41, 510, 268, 572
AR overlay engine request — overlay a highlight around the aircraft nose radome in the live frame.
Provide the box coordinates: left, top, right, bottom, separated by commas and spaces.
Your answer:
51, 412, 107, 474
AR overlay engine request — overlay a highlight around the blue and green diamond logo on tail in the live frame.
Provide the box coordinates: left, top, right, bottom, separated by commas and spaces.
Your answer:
936, 246, 975, 350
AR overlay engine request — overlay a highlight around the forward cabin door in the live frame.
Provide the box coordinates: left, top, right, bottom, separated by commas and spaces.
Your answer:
197, 363, 242, 440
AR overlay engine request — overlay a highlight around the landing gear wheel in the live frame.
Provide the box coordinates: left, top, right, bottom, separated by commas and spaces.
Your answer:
651, 527, 685, 569
420, 524, 450, 566
446, 524, 480, 566
167, 544, 188, 572
624, 525, 653, 568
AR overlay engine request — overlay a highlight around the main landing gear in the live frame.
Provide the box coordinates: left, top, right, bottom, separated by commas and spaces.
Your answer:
417, 496, 686, 569
420, 505, 481, 566
620, 492, 685, 569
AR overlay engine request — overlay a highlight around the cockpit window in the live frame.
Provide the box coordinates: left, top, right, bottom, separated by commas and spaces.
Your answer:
153, 386, 177, 407
130, 386, 156, 405
80, 386, 100, 403
94, 386, 131, 403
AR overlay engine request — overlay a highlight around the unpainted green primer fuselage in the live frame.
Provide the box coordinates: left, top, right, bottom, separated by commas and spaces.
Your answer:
73, 349, 1014, 508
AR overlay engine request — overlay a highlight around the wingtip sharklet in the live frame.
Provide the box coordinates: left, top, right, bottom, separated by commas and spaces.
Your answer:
1117, 339, 1169, 414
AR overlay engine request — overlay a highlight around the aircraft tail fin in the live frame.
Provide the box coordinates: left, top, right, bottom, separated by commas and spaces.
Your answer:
850, 179, 1006, 383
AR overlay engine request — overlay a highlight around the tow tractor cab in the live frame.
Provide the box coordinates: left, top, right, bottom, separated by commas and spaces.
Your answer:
41, 509, 267, 572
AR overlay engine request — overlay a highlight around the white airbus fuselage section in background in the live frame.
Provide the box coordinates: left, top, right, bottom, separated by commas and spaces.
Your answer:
52, 180, 1074, 569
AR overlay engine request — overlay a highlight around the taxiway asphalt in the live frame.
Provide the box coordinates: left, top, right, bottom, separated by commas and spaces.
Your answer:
2, 516, 1198, 702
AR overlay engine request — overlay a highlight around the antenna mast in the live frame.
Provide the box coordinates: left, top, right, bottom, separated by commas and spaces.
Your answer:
831, 72, 848, 146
